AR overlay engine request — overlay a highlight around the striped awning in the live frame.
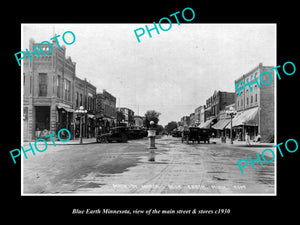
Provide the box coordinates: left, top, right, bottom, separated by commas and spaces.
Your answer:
212, 118, 231, 130
225, 107, 258, 128
198, 118, 214, 129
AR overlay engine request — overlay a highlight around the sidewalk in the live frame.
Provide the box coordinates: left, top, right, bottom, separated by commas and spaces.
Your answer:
211, 138, 275, 158
23, 138, 97, 145
211, 138, 274, 148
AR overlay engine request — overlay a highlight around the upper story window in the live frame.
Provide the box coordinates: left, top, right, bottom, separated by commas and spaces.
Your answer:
39, 73, 47, 96
64, 79, 71, 102
57, 75, 61, 98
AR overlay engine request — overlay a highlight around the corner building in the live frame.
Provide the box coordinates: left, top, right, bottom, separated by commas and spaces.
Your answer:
231, 63, 274, 142
23, 39, 96, 141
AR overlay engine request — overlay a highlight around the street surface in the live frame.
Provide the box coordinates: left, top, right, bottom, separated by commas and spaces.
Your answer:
22, 136, 275, 195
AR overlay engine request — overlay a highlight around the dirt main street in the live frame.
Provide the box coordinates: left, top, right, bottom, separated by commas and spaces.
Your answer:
22, 136, 275, 195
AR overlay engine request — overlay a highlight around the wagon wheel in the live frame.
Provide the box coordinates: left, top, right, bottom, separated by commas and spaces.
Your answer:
101, 137, 108, 143
96, 137, 101, 143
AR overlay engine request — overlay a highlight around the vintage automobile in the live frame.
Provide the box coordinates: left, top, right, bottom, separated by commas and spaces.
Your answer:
127, 126, 147, 139
96, 126, 128, 143
198, 128, 210, 143
181, 127, 200, 144
181, 127, 210, 144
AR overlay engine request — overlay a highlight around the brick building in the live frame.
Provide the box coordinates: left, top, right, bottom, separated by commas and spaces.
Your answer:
23, 38, 96, 141
180, 116, 190, 127
194, 105, 205, 126
95, 90, 117, 133
74, 77, 97, 138
228, 63, 274, 142
134, 115, 144, 127
200, 90, 235, 129
117, 107, 135, 126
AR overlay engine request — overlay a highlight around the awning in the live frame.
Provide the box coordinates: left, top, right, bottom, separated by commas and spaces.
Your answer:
225, 107, 258, 128
212, 118, 231, 130
56, 104, 74, 113
198, 118, 214, 129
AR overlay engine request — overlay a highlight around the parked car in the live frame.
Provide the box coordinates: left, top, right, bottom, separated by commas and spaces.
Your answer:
96, 126, 128, 143
127, 126, 147, 139
181, 127, 200, 144
181, 127, 210, 144
198, 128, 210, 143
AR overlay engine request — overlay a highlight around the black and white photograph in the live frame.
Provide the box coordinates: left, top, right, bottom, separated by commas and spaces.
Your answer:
21, 23, 276, 195
4, 2, 299, 221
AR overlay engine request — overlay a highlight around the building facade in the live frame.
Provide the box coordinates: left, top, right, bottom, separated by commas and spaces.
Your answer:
74, 77, 97, 138
95, 90, 117, 134
116, 107, 134, 126
23, 38, 96, 141
200, 90, 235, 129
194, 105, 204, 126
134, 115, 144, 127
180, 116, 190, 127
232, 63, 274, 142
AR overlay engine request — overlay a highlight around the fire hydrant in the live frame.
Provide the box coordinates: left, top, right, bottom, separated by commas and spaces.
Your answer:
147, 121, 156, 161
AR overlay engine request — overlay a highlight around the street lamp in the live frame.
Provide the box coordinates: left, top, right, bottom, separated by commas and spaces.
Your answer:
226, 106, 237, 144
148, 120, 156, 161
75, 106, 87, 144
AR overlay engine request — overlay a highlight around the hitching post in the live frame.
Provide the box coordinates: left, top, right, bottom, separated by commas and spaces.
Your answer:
148, 121, 156, 161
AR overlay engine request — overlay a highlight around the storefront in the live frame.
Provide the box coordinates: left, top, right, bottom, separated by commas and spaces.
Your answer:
35, 106, 50, 138
56, 103, 74, 139
198, 117, 216, 129
212, 118, 231, 138
224, 107, 259, 141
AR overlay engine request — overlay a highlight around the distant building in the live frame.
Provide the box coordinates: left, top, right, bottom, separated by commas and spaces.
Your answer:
189, 113, 196, 127
194, 105, 205, 126
95, 90, 117, 133
117, 107, 135, 126
134, 115, 144, 127
74, 77, 97, 138
180, 116, 190, 127
200, 90, 235, 129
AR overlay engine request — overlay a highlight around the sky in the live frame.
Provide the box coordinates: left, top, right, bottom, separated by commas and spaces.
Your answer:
22, 23, 276, 126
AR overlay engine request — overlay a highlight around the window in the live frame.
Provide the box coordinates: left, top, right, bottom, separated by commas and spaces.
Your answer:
64, 79, 71, 101
39, 73, 47, 96
57, 75, 61, 98
80, 93, 82, 106
76, 92, 79, 107
255, 94, 258, 102
246, 97, 248, 105
251, 96, 253, 103
241, 99, 243, 106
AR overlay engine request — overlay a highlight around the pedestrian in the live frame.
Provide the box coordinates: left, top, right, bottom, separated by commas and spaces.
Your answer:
245, 132, 251, 145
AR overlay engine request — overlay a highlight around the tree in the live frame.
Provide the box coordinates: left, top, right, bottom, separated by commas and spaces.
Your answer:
144, 110, 161, 128
165, 121, 178, 133
156, 124, 164, 133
